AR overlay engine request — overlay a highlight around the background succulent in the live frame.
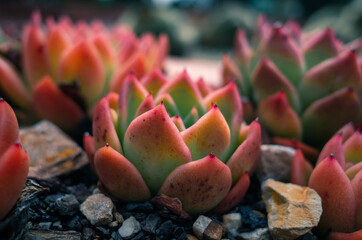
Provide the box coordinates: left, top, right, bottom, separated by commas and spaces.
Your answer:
0, 12, 168, 131
84, 69, 261, 215
291, 123, 362, 237
224, 15, 362, 152
0, 98, 29, 220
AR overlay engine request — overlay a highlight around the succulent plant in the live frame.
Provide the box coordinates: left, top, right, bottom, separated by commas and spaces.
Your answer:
0, 98, 29, 220
0, 12, 168, 130
291, 123, 362, 237
226, 15, 362, 151
84, 69, 261, 215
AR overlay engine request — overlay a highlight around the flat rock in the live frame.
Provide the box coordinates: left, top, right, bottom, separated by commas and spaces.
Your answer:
20, 121, 88, 179
238, 228, 271, 240
80, 194, 114, 226
23, 229, 81, 240
118, 216, 141, 239
262, 179, 322, 240
193, 215, 223, 240
256, 145, 296, 182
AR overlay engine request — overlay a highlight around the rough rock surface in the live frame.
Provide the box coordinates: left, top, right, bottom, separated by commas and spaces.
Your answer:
20, 121, 88, 179
262, 179, 322, 240
193, 215, 223, 240
238, 228, 271, 240
256, 145, 296, 182
118, 216, 141, 239
80, 194, 114, 226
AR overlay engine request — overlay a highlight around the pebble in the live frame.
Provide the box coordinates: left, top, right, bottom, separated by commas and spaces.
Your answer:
38, 222, 52, 230
125, 202, 154, 212
108, 221, 119, 228
82, 227, 95, 240
118, 216, 141, 239
238, 228, 271, 240
222, 213, 242, 236
239, 206, 267, 229
54, 194, 80, 216
262, 179, 322, 240
193, 215, 223, 240
80, 194, 114, 226
114, 211, 124, 224
23, 229, 81, 240
156, 220, 174, 239
256, 145, 296, 182
67, 184, 91, 203
142, 214, 162, 234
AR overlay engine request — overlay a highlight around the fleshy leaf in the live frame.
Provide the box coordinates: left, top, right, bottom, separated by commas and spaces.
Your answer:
251, 58, 300, 112
290, 150, 313, 186
46, 25, 71, 79
0, 99, 20, 157
196, 77, 212, 98
110, 52, 146, 93
135, 93, 155, 117
92, 33, 116, 72
258, 91, 302, 139
226, 120, 261, 184
302, 87, 360, 148
213, 172, 250, 214
181, 104, 231, 161
346, 161, 362, 180
154, 93, 180, 117
22, 23, 48, 87
94, 145, 151, 202
337, 122, 356, 143
308, 155, 356, 235
118, 73, 149, 139
316, 133, 345, 170
303, 28, 341, 69
0, 57, 31, 108
183, 106, 199, 128
58, 40, 105, 107
234, 29, 253, 68
158, 154, 232, 215
343, 131, 362, 165
221, 55, 245, 93
171, 115, 186, 131
0, 143, 29, 220
257, 25, 304, 86
93, 97, 122, 153
351, 170, 362, 229
140, 68, 167, 95
300, 50, 362, 108
326, 230, 362, 240
203, 82, 243, 150
32, 76, 85, 130
123, 104, 192, 194
156, 70, 205, 118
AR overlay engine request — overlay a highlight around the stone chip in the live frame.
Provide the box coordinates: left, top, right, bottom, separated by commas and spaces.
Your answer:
262, 179, 322, 240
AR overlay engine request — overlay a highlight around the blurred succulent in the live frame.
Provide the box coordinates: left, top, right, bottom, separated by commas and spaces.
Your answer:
0, 98, 29, 220
225, 15, 362, 152
290, 123, 362, 237
0, 12, 168, 130
84, 69, 261, 215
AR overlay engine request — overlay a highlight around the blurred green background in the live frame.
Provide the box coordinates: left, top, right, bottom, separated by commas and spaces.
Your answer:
0, 0, 361, 56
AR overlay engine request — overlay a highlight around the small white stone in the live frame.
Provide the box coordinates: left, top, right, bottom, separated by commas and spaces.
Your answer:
222, 213, 242, 236
239, 228, 271, 240
193, 215, 223, 240
118, 216, 141, 239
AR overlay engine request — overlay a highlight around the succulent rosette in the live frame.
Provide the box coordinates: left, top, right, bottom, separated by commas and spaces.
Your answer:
225, 15, 362, 152
84, 69, 261, 215
0, 98, 29, 220
290, 123, 362, 238
0, 12, 168, 130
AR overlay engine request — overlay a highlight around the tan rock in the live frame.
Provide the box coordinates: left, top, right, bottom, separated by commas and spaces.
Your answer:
262, 179, 322, 240
20, 121, 88, 179
256, 145, 296, 182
